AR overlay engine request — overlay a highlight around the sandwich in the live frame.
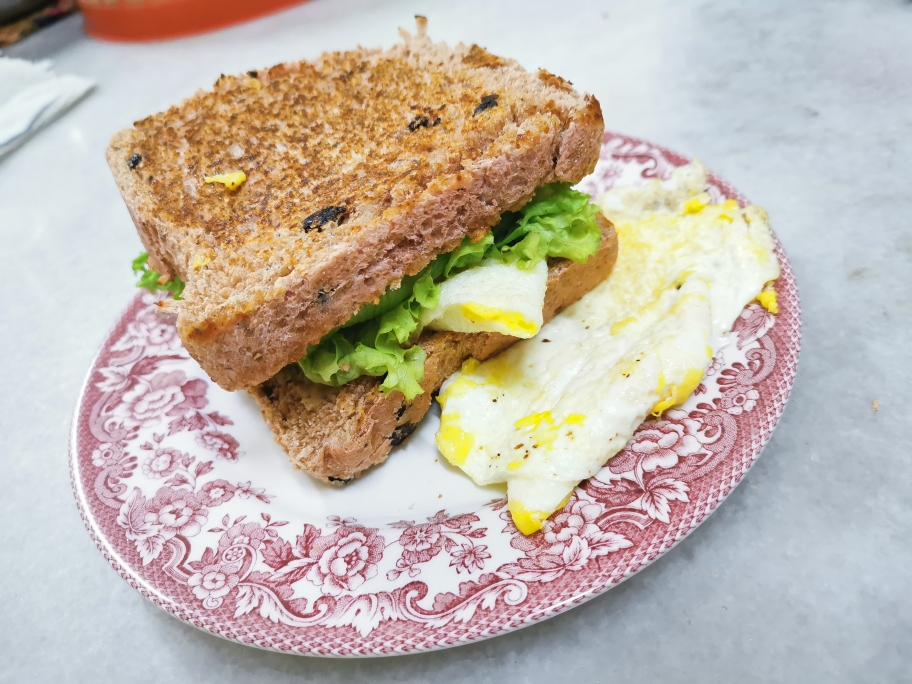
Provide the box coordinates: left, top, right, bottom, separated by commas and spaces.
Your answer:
107, 19, 618, 483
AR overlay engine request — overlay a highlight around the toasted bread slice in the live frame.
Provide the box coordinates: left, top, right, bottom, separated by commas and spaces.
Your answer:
107, 23, 604, 391
249, 215, 617, 483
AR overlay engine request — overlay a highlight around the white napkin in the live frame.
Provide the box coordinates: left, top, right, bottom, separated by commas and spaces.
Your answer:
0, 57, 95, 160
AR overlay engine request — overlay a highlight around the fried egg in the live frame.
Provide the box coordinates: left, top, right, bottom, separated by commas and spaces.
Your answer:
420, 258, 549, 338
435, 161, 780, 534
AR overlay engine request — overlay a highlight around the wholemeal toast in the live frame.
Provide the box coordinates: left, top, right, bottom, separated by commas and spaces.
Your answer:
250, 215, 617, 483
107, 21, 603, 391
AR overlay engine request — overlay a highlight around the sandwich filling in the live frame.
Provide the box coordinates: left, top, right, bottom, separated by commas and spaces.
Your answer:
435, 161, 781, 534
134, 183, 603, 400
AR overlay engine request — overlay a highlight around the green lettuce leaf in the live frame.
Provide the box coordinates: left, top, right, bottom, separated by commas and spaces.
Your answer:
132, 253, 185, 299
298, 183, 602, 399
442, 232, 496, 276
298, 271, 439, 400
498, 183, 602, 268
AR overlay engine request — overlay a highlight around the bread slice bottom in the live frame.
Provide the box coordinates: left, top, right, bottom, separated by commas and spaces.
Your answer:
249, 215, 618, 483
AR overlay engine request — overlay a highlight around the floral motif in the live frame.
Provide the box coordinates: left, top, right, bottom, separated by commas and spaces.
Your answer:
235, 481, 272, 503
197, 479, 236, 507
544, 501, 603, 545
400, 523, 442, 553
387, 510, 488, 579
72, 131, 800, 655
144, 487, 208, 540
609, 419, 706, 474
141, 447, 184, 479
188, 565, 240, 604
450, 544, 491, 573
92, 442, 121, 467
502, 499, 633, 582
304, 525, 385, 596
95, 365, 131, 393
197, 430, 240, 461
111, 311, 183, 356
114, 370, 207, 429
705, 355, 724, 377
633, 477, 690, 524
219, 521, 267, 551
715, 358, 767, 415
576, 159, 623, 195
735, 304, 776, 349
721, 388, 760, 415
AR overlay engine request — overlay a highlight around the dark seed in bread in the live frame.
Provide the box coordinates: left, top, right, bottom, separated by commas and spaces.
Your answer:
473, 94, 499, 116
408, 114, 430, 131
390, 423, 418, 446
303, 206, 347, 232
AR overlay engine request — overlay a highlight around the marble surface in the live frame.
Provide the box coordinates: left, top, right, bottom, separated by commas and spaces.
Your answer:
1, 0, 910, 681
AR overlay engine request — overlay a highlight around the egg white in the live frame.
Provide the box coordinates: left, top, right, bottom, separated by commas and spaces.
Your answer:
435, 161, 781, 534
420, 258, 548, 338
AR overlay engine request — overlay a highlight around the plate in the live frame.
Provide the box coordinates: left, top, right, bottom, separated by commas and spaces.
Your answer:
70, 133, 801, 656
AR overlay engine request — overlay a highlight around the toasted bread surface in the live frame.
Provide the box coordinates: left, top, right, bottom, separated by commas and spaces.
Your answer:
108, 28, 604, 390
250, 215, 617, 482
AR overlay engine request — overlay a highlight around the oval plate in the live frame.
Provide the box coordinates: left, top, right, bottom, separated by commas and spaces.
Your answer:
71, 133, 801, 656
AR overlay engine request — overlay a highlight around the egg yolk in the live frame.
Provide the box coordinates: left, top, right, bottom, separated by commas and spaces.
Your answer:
651, 367, 707, 416
757, 288, 778, 314
507, 500, 549, 535
436, 413, 474, 466
610, 317, 637, 335
459, 302, 538, 336
508, 492, 574, 535
204, 171, 247, 190
683, 197, 708, 214
514, 411, 554, 430
514, 411, 560, 450
476, 354, 523, 389
438, 369, 482, 409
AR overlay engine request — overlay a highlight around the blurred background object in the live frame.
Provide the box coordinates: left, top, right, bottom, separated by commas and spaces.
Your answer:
78, 0, 309, 42
0, 55, 93, 159
0, 0, 76, 47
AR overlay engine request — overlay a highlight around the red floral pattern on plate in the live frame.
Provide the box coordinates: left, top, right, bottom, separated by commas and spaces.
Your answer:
70, 133, 801, 656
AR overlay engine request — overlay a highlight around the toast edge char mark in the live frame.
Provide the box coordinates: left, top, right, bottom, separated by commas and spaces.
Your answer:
249, 215, 618, 483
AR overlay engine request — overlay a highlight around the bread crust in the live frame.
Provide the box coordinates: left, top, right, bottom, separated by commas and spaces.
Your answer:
249, 215, 618, 483
107, 30, 604, 391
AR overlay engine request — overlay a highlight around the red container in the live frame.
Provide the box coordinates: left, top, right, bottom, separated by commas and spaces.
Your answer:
79, 0, 308, 42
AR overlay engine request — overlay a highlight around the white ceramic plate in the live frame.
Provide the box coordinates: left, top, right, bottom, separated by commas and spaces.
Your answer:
71, 133, 801, 656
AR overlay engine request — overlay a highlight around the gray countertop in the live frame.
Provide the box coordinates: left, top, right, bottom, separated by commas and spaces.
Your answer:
1, 0, 910, 681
